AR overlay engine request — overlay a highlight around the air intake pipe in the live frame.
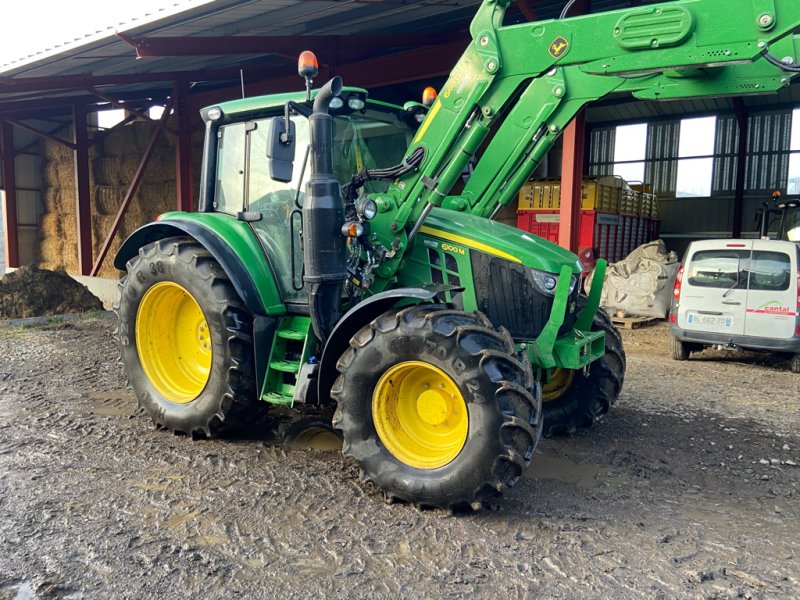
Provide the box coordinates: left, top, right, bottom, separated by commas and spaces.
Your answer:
303, 77, 347, 344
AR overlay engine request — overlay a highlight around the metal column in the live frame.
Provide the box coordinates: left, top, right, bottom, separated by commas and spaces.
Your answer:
1, 120, 19, 268
558, 110, 586, 253
73, 103, 92, 275
174, 80, 194, 212
732, 98, 748, 238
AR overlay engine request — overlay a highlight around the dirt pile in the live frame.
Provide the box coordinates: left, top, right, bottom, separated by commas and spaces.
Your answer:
0, 265, 103, 319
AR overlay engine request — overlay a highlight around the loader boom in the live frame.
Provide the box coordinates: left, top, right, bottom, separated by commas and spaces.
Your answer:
363, 0, 800, 280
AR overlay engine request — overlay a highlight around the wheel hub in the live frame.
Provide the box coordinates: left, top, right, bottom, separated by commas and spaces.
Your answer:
135, 281, 212, 404
372, 361, 468, 470
416, 388, 453, 426
542, 368, 575, 403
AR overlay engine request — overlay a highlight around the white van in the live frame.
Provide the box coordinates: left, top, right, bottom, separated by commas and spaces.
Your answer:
669, 239, 800, 372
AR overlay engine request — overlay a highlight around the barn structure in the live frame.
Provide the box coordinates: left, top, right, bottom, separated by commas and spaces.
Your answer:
1, 0, 799, 277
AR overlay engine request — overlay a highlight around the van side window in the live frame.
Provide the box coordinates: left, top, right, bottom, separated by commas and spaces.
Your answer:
687, 250, 749, 288
748, 251, 791, 291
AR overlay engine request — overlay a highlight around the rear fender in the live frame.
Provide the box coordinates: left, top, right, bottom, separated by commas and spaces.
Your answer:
317, 286, 452, 405
115, 219, 285, 317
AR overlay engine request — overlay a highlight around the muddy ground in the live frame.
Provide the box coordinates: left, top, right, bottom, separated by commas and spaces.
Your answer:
0, 318, 798, 599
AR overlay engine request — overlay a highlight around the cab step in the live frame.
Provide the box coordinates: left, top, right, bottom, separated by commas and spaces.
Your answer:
260, 316, 313, 407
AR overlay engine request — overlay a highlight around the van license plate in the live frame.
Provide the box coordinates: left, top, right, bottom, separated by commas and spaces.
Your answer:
688, 313, 732, 327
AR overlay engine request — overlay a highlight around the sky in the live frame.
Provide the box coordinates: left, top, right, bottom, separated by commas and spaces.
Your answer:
0, 1, 195, 67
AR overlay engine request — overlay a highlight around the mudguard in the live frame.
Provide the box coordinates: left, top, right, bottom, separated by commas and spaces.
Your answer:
316, 286, 453, 405
115, 220, 283, 318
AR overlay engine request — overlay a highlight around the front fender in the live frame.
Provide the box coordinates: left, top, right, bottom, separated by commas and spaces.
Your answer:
114, 214, 285, 317
316, 286, 452, 405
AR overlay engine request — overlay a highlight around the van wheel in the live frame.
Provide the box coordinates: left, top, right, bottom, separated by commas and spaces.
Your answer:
791, 353, 800, 374
672, 339, 690, 361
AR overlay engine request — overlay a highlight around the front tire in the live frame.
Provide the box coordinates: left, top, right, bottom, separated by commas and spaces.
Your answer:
541, 300, 625, 436
115, 237, 256, 437
331, 304, 541, 510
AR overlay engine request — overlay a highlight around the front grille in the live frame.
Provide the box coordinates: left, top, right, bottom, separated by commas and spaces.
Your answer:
470, 251, 578, 339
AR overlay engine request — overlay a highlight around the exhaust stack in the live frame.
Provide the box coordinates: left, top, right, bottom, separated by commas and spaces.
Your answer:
303, 77, 347, 344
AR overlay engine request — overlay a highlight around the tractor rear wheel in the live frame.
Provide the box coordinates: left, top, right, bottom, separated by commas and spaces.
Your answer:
115, 237, 256, 437
541, 299, 625, 436
332, 304, 541, 510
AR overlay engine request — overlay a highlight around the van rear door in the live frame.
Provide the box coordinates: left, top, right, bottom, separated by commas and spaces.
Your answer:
744, 240, 796, 339
679, 241, 750, 336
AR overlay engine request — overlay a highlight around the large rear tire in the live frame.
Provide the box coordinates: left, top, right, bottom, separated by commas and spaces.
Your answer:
331, 304, 541, 510
541, 299, 625, 436
115, 237, 256, 437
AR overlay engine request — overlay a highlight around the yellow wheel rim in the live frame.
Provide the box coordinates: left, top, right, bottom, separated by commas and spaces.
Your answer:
372, 361, 468, 470
542, 368, 575, 403
135, 281, 212, 404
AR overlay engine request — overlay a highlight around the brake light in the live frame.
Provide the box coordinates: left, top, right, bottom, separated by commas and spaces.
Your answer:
726, 243, 747, 247
670, 265, 684, 324
673, 265, 684, 301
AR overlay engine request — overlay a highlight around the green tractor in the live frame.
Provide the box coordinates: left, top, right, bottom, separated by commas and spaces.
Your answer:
115, 0, 800, 509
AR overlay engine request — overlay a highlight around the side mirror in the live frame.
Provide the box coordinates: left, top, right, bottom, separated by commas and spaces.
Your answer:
267, 116, 295, 183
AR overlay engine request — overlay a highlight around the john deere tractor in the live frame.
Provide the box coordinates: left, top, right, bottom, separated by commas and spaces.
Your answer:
115, 0, 800, 509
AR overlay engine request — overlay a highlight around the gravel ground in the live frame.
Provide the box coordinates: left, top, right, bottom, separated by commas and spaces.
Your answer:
0, 317, 798, 599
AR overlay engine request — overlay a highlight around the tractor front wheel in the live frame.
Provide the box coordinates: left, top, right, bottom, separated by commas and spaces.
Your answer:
541, 299, 625, 436
115, 237, 256, 437
332, 304, 541, 510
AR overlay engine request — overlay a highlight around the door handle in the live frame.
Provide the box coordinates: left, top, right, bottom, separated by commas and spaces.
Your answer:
721, 300, 741, 305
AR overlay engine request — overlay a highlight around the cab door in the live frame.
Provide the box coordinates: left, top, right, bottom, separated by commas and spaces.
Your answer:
743, 241, 796, 339
679, 242, 750, 336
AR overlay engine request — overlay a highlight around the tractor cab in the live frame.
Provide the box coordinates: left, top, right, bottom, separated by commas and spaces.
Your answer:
199, 87, 419, 305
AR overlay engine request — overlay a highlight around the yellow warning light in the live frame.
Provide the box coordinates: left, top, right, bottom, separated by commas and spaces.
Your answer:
422, 86, 438, 107
298, 51, 319, 78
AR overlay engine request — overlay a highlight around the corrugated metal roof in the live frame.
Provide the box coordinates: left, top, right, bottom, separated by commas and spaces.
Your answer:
0, 0, 796, 123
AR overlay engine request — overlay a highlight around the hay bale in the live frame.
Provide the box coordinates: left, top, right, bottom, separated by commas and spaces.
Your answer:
90, 214, 125, 278
40, 138, 74, 163
94, 185, 123, 216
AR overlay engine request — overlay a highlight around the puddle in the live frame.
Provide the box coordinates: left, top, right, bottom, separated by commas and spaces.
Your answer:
526, 452, 614, 490
284, 423, 343, 451
12, 582, 35, 600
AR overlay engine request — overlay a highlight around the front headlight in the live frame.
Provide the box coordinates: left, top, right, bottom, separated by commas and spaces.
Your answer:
527, 267, 577, 297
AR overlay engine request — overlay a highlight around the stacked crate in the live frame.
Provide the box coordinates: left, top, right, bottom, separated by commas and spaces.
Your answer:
516, 177, 661, 263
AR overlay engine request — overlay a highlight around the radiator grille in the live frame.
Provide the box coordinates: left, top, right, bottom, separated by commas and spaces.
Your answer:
470, 251, 578, 339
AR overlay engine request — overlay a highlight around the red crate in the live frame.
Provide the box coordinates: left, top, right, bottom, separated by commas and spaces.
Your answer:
517, 210, 622, 261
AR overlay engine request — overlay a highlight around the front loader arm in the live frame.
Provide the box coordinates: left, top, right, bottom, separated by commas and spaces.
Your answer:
366, 0, 800, 278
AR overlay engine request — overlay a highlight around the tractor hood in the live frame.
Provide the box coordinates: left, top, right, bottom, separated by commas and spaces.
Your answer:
419, 208, 582, 275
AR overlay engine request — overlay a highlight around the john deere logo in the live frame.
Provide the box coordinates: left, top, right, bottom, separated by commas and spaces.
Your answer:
549, 36, 570, 59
